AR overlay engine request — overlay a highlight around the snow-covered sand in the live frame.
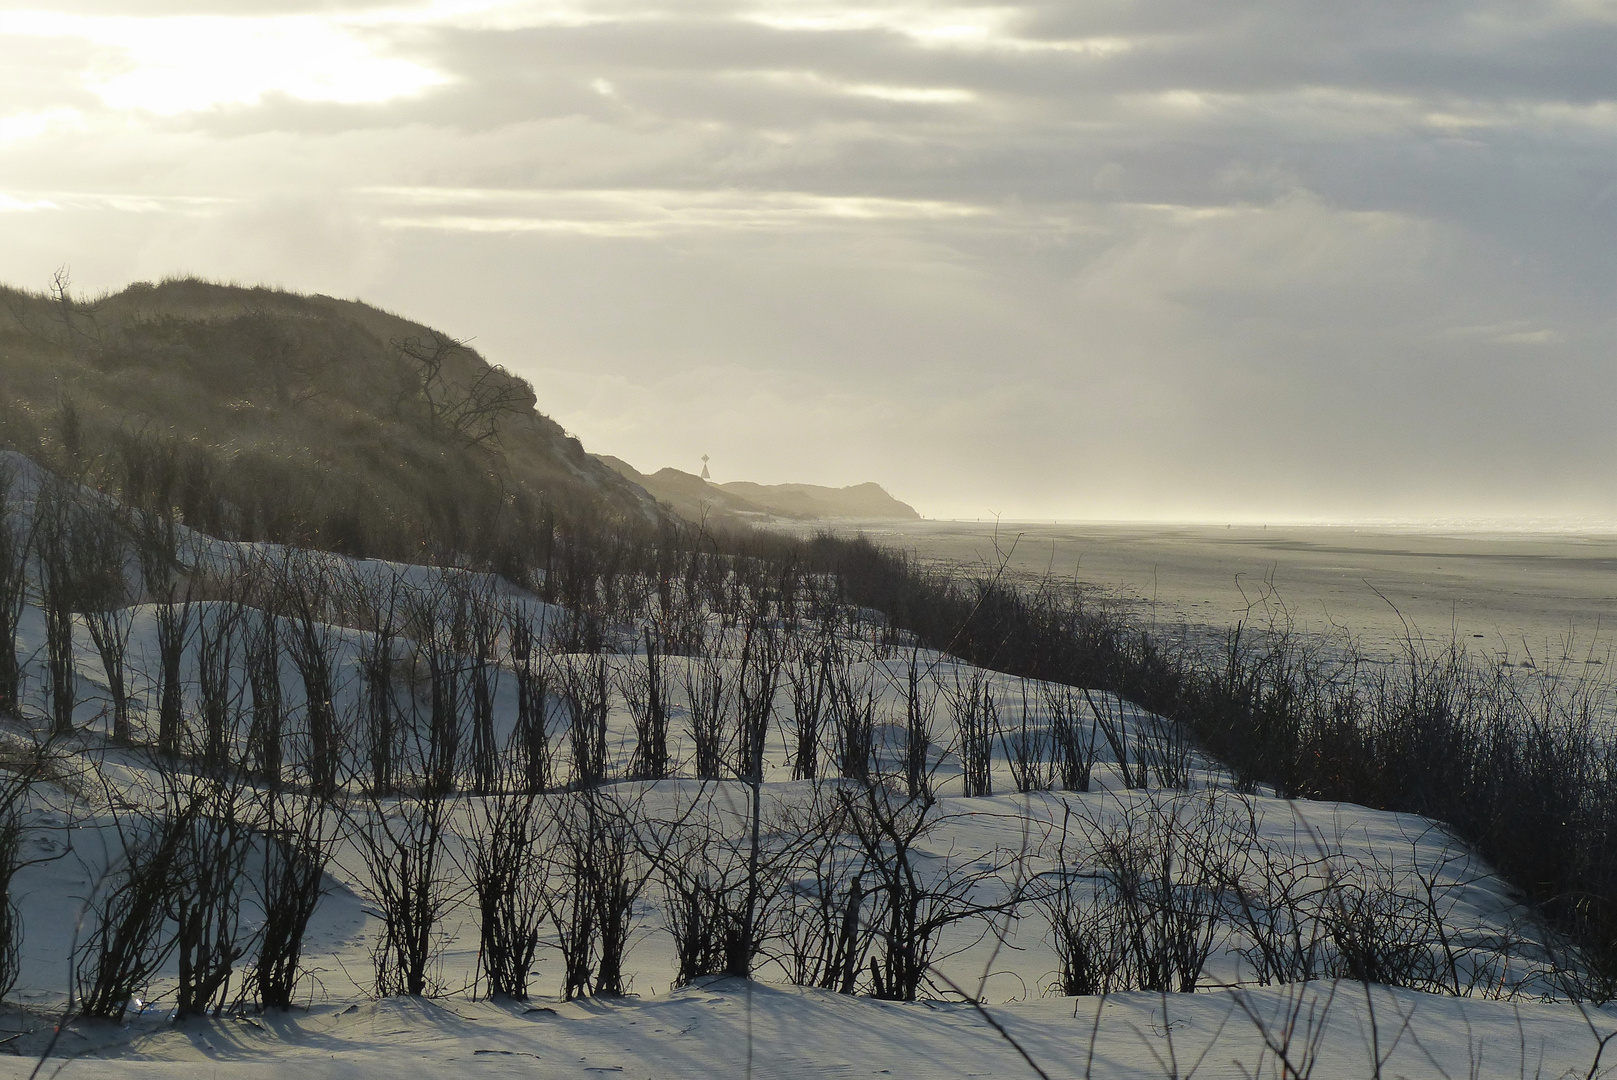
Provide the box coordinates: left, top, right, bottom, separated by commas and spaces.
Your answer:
3, 451, 1616, 1078
1, 981, 1615, 1078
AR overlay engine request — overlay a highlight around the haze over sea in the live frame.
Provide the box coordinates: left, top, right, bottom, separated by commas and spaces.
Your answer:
840, 519, 1617, 668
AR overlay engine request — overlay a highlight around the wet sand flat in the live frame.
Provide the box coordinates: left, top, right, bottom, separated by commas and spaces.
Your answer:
818, 520, 1617, 661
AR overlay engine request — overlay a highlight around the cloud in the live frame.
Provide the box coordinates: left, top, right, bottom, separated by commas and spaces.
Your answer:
1, 0, 1615, 519
0, 9, 449, 113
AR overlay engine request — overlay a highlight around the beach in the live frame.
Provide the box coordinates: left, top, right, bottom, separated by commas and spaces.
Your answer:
836, 519, 1617, 663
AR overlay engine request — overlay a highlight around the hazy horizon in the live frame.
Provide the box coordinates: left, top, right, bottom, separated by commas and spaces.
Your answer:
3, 1, 1614, 521
901, 513, 1617, 532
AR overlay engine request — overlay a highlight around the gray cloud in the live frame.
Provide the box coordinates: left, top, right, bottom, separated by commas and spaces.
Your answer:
1, 0, 1614, 520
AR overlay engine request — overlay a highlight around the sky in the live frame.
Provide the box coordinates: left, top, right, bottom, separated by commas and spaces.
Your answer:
2, 1, 1615, 522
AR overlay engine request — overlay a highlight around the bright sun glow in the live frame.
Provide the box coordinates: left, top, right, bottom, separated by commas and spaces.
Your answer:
0, 1, 1116, 123
0, 108, 84, 143
0, 10, 451, 115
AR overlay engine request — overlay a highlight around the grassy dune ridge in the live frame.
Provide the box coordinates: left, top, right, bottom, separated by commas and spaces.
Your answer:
0, 276, 657, 570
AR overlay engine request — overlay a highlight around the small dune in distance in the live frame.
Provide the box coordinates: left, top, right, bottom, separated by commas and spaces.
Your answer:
595, 454, 920, 522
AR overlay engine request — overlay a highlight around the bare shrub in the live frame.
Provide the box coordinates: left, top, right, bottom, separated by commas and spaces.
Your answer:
1312, 832, 1518, 996
392, 330, 530, 448
76, 774, 193, 1018
73, 749, 260, 1020
350, 787, 457, 997
133, 502, 192, 755
734, 618, 783, 784
463, 791, 548, 998
543, 789, 648, 999
660, 622, 787, 985
152, 592, 194, 755
654, 798, 762, 985
0, 730, 53, 1005
171, 768, 256, 1017
683, 653, 730, 781
829, 660, 876, 785
840, 782, 1024, 1000
902, 651, 936, 800
405, 580, 462, 796
769, 788, 871, 992
33, 478, 82, 735
1051, 794, 1236, 994
1084, 688, 1148, 789
1044, 682, 1098, 792
649, 548, 707, 659
349, 604, 465, 997
355, 573, 403, 796
243, 595, 285, 785
464, 577, 501, 794
1222, 807, 1532, 997
1038, 867, 1129, 996
621, 628, 670, 781
195, 598, 244, 769
250, 786, 336, 1009
786, 641, 830, 781
559, 651, 611, 788
506, 602, 552, 792
1140, 712, 1196, 790
1227, 982, 1338, 1080
0, 806, 23, 1001
944, 668, 995, 798
1004, 678, 1052, 794
285, 563, 342, 795
78, 504, 136, 742
0, 462, 31, 715
1223, 808, 1333, 987
1320, 878, 1431, 989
